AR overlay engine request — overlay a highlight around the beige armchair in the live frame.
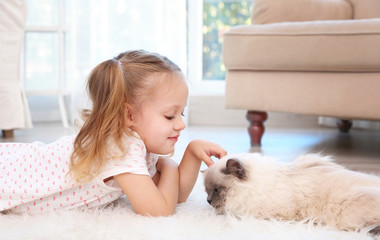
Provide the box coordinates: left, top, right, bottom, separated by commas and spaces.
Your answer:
223, 0, 380, 146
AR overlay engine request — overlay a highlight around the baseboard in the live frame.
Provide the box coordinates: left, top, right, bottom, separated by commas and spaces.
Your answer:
188, 95, 320, 128
27, 95, 73, 124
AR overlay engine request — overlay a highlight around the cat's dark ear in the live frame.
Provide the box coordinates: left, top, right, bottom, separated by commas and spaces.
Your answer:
222, 158, 247, 180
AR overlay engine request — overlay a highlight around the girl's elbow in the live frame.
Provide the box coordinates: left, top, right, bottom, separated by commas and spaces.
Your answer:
135, 207, 176, 217
152, 211, 174, 217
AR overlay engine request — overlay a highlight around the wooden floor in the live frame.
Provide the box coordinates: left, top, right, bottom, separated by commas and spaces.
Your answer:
2, 122, 380, 174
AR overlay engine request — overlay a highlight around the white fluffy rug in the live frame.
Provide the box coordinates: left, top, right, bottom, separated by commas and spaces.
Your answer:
0, 177, 377, 240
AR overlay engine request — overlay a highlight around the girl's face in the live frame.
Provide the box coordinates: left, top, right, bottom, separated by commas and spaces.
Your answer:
130, 73, 188, 155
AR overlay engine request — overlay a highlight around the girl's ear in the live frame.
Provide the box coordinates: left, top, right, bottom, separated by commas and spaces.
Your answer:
125, 103, 134, 127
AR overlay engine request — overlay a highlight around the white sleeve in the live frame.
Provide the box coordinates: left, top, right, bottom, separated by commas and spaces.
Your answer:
146, 152, 159, 177
100, 137, 151, 179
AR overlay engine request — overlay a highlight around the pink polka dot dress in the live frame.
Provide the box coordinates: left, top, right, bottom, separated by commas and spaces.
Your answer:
0, 133, 158, 214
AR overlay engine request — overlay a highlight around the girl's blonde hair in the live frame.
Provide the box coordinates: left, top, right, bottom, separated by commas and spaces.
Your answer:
70, 50, 182, 182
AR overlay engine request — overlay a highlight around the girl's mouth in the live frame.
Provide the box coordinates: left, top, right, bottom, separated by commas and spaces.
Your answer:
168, 136, 179, 142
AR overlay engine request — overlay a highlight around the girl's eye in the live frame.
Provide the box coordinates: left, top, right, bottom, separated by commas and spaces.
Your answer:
165, 112, 185, 120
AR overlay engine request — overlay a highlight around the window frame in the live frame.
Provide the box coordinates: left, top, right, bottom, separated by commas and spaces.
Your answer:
187, 0, 226, 96
23, 0, 67, 95
22, 0, 69, 127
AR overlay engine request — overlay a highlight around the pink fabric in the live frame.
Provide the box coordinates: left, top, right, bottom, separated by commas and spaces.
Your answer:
0, 134, 158, 214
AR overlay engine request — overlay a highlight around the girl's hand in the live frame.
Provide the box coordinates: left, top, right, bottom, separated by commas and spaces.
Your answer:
185, 140, 227, 167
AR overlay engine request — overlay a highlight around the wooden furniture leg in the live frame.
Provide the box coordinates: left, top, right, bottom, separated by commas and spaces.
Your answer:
246, 111, 268, 146
336, 119, 352, 133
2, 129, 14, 138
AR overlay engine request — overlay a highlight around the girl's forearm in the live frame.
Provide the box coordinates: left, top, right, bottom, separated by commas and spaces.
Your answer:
177, 140, 227, 203
178, 142, 202, 203
156, 158, 180, 212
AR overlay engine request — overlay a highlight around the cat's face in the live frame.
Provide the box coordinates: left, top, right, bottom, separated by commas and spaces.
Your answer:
203, 158, 248, 213
203, 170, 229, 212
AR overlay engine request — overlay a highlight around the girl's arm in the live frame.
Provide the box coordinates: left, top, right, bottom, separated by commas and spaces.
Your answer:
178, 140, 227, 203
113, 140, 226, 216
113, 157, 179, 217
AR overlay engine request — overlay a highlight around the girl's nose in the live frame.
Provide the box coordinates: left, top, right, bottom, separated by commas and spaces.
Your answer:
175, 117, 186, 130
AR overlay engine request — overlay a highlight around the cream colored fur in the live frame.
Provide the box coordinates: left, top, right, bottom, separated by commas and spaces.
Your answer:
204, 153, 380, 231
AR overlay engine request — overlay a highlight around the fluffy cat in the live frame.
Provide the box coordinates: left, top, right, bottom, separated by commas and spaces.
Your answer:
203, 153, 380, 231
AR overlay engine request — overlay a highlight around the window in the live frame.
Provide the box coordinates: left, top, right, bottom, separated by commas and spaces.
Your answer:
23, 0, 69, 127
24, 0, 65, 92
187, 0, 252, 94
202, 0, 252, 81
24, 0, 186, 124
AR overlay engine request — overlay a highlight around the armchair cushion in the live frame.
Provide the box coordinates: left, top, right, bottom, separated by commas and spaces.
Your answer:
252, 0, 353, 24
223, 18, 380, 72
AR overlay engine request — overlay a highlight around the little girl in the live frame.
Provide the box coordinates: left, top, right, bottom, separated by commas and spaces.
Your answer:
0, 50, 227, 216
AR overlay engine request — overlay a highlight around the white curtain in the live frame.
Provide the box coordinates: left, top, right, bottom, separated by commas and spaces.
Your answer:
65, 0, 187, 123
0, 0, 33, 130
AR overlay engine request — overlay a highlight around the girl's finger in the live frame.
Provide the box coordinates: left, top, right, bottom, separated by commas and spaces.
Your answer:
203, 156, 214, 167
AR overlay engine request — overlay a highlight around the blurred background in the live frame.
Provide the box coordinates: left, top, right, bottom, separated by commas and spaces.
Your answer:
22, 0, 253, 127
2, 0, 379, 173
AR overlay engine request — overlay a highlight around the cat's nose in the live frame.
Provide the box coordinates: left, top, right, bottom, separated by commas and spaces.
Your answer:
207, 199, 212, 204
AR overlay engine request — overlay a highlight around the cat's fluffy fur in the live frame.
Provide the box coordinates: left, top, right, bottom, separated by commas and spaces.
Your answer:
203, 153, 380, 230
